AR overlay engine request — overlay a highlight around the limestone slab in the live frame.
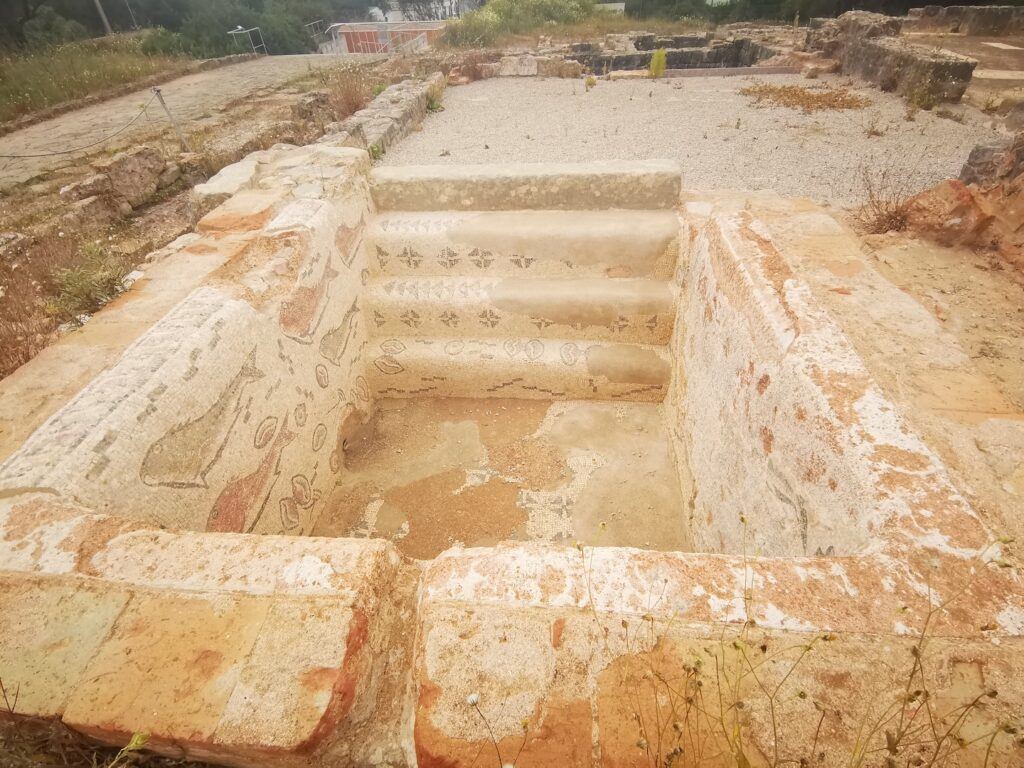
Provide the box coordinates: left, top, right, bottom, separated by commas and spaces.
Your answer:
63, 592, 269, 745
0, 575, 129, 717
369, 161, 683, 211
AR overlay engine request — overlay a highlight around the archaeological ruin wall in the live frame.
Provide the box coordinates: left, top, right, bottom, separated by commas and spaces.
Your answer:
0, 72, 1022, 768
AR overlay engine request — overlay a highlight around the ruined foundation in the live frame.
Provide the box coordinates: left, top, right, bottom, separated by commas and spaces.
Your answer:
1, 134, 1023, 765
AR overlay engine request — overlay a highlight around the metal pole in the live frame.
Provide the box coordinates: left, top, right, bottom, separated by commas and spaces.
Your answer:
152, 87, 192, 153
124, 0, 138, 29
92, 0, 113, 35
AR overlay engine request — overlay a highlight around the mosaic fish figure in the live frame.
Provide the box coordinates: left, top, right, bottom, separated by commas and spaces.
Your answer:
280, 262, 340, 344
140, 350, 264, 488
206, 413, 297, 533
319, 299, 359, 366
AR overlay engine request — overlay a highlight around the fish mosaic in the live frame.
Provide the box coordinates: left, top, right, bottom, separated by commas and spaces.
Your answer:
279, 261, 339, 344
206, 412, 297, 533
140, 350, 264, 488
319, 299, 360, 366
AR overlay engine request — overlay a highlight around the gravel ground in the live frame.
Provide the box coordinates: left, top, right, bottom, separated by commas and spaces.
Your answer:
383, 73, 1003, 205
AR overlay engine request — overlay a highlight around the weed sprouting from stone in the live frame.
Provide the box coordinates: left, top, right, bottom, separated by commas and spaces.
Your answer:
466, 692, 530, 767
648, 49, 667, 80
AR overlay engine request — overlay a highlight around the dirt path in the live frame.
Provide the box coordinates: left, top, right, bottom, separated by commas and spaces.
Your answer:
0, 54, 338, 190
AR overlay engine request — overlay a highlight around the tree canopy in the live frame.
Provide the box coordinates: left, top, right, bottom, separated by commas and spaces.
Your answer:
625, 0, 1021, 23
0, 0, 378, 51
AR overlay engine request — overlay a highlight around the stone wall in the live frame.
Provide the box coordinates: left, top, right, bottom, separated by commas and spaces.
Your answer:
843, 35, 976, 103
907, 5, 1024, 35
805, 11, 976, 104
0, 75, 446, 536
568, 37, 777, 73
632, 32, 710, 50
0, 147, 375, 536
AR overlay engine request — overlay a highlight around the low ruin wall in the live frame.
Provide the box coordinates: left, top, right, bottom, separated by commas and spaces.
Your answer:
0, 74, 446, 535
568, 37, 777, 73
842, 35, 975, 103
805, 10, 976, 104
0, 149, 375, 536
907, 5, 1024, 35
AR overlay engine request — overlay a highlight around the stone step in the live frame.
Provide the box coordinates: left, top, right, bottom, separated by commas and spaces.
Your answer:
366, 210, 680, 279
368, 160, 682, 211
365, 276, 675, 344
366, 337, 671, 402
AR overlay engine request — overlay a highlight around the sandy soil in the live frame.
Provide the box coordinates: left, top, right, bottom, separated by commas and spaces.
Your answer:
384, 73, 1003, 205
313, 397, 693, 558
863, 235, 1024, 411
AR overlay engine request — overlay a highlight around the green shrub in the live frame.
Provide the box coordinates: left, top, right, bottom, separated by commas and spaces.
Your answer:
141, 27, 187, 56
442, 8, 503, 47
22, 7, 88, 48
648, 47, 667, 78
442, 0, 595, 47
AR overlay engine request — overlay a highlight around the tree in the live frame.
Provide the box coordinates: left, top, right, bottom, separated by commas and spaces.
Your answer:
1, 0, 48, 44
394, 0, 462, 21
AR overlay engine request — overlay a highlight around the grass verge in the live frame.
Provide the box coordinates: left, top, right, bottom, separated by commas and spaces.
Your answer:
0, 33, 191, 124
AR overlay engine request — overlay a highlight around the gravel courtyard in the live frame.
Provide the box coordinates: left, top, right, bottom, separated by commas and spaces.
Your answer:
384, 73, 1002, 205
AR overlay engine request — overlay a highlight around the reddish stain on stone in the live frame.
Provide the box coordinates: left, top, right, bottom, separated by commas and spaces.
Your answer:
298, 607, 370, 752
189, 649, 224, 679
760, 426, 774, 454
756, 374, 770, 395
551, 618, 565, 649
300, 666, 339, 692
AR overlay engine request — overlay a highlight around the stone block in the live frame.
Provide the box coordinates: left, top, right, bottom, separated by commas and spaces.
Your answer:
191, 157, 260, 210
369, 160, 683, 211
59, 173, 111, 202
59, 194, 118, 231
960, 138, 1014, 186
157, 163, 181, 189
0, 575, 130, 717
63, 591, 271, 747
498, 55, 539, 77
905, 179, 995, 246
91, 145, 165, 207
196, 189, 285, 234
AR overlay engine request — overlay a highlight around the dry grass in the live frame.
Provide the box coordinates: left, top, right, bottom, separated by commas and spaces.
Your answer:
1, 683, 208, 768
739, 82, 871, 113
0, 231, 137, 377
854, 165, 914, 235
491, 15, 709, 47
0, 34, 190, 124
0, 233, 80, 377
43, 243, 131, 324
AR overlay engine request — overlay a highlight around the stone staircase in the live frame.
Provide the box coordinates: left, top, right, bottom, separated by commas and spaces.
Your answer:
363, 161, 682, 401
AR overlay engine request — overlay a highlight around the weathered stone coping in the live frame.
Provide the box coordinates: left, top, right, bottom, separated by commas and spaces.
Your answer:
0, 491, 1021, 763
369, 161, 683, 211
